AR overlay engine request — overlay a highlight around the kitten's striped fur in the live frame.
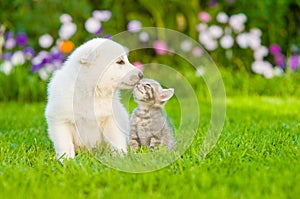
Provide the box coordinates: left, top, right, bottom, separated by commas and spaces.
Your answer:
129, 79, 175, 151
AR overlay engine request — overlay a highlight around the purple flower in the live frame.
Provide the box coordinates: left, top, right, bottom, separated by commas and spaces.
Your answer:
16, 32, 28, 46
153, 40, 168, 55
51, 50, 64, 61
30, 51, 51, 73
209, 0, 218, 7
31, 64, 44, 73
274, 54, 286, 68
52, 60, 63, 70
2, 52, 13, 60
103, 34, 112, 39
24, 47, 35, 59
269, 44, 281, 55
289, 54, 300, 71
4, 31, 13, 40
94, 26, 103, 35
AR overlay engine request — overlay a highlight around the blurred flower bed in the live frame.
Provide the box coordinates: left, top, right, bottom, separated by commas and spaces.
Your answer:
0, 0, 299, 101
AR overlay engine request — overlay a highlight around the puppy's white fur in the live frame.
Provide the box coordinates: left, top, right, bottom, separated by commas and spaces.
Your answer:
45, 38, 142, 159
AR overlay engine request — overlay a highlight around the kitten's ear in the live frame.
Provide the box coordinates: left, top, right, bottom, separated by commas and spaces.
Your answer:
159, 88, 174, 102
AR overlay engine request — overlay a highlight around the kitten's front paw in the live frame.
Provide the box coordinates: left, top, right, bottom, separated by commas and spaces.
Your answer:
129, 140, 139, 151
150, 145, 155, 152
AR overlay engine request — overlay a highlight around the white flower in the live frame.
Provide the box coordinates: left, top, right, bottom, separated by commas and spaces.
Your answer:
208, 25, 223, 39
139, 32, 149, 42
92, 10, 112, 22
199, 30, 211, 44
220, 35, 234, 49
31, 51, 50, 66
0, 61, 13, 75
204, 40, 218, 51
85, 17, 101, 34
250, 28, 262, 37
39, 34, 53, 48
252, 60, 264, 74
236, 33, 249, 48
251, 60, 274, 78
254, 46, 268, 61
216, 12, 228, 23
231, 24, 245, 33
4, 38, 16, 49
60, 14, 72, 23
199, 31, 218, 51
59, 22, 77, 40
44, 63, 55, 73
180, 40, 192, 52
263, 67, 274, 78
196, 23, 207, 32
127, 20, 142, 33
38, 67, 49, 81
229, 13, 247, 33
248, 33, 261, 50
11, 51, 26, 66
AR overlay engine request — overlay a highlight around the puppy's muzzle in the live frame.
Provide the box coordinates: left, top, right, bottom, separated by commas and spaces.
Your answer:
138, 72, 143, 79
118, 69, 143, 89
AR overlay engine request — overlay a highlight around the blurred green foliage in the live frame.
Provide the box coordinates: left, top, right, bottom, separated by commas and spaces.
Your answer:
1, 0, 299, 49
0, 64, 47, 102
0, 0, 299, 102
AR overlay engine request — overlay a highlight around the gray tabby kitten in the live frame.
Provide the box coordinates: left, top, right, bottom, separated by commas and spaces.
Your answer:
129, 78, 175, 151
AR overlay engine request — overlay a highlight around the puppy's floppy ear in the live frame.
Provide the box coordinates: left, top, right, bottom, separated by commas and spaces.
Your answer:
80, 47, 99, 65
159, 88, 174, 102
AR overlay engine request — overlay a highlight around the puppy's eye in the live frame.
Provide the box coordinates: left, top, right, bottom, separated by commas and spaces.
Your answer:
116, 60, 125, 65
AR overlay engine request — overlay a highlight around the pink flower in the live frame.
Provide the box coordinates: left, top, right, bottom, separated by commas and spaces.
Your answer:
192, 47, 203, 57
198, 11, 211, 23
274, 54, 286, 68
269, 44, 281, 55
153, 40, 168, 55
133, 61, 144, 71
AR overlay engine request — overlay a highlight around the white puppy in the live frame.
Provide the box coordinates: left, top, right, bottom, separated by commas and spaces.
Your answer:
45, 38, 143, 159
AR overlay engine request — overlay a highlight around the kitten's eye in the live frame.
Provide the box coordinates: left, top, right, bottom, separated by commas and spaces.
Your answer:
144, 84, 151, 89
116, 60, 125, 65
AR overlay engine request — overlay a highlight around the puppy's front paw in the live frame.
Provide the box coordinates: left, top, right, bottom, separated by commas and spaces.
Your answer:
56, 147, 75, 161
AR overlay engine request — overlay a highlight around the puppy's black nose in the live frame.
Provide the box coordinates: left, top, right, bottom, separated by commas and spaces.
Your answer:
138, 72, 143, 79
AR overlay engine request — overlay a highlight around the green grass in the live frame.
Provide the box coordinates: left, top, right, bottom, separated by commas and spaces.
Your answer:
0, 96, 299, 199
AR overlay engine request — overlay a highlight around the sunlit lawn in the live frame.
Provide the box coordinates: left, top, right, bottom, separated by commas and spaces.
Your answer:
0, 95, 299, 198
